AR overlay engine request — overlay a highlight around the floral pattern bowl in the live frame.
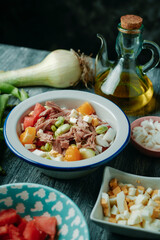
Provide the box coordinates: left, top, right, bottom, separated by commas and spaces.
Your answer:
0, 182, 90, 240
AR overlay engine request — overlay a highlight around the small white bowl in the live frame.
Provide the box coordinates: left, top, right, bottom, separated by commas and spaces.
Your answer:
4, 90, 130, 179
90, 167, 160, 239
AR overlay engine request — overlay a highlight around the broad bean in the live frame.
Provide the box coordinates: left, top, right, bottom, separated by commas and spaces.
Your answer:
96, 125, 108, 134
55, 116, 64, 127
55, 124, 71, 137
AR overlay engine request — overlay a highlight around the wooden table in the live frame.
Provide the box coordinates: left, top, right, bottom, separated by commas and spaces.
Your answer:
0, 44, 160, 240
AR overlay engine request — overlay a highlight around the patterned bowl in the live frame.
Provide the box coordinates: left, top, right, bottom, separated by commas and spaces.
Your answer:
0, 182, 90, 240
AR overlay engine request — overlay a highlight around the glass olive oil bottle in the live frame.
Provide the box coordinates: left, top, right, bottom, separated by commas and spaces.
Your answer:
95, 15, 160, 115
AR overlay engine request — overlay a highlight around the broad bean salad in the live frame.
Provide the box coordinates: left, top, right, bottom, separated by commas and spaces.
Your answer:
19, 101, 116, 162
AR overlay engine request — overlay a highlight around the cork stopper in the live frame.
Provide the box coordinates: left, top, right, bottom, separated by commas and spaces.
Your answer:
120, 15, 143, 30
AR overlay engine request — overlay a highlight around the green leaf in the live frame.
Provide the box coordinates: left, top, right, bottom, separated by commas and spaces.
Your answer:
0, 94, 9, 127
19, 88, 29, 101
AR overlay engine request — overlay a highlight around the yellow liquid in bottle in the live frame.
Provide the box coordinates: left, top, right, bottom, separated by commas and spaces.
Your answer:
95, 70, 154, 115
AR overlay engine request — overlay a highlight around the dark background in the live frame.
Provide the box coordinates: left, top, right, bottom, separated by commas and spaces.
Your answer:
0, 0, 160, 61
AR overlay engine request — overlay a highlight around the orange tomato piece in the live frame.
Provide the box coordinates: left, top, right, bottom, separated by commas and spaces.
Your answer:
19, 127, 36, 145
92, 118, 99, 127
77, 102, 95, 115
64, 145, 82, 161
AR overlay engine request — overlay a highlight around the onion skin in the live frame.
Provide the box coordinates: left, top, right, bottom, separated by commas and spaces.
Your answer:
0, 50, 82, 88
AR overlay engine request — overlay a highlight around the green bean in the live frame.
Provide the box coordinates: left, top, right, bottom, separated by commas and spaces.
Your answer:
95, 125, 108, 134
55, 124, 71, 137
0, 83, 28, 101
55, 116, 64, 127
51, 125, 56, 132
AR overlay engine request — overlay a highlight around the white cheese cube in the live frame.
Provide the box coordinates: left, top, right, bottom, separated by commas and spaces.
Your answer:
109, 197, 117, 206
118, 183, 124, 187
103, 217, 109, 222
137, 189, 144, 195
142, 220, 153, 230
116, 213, 125, 221
69, 109, 79, 118
32, 149, 46, 157
152, 190, 160, 201
130, 204, 144, 211
144, 192, 150, 198
21, 123, 24, 131
54, 155, 63, 161
125, 195, 136, 201
148, 199, 158, 207
123, 210, 130, 219
141, 206, 153, 221
132, 223, 142, 228
102, 192, 109, 202
103, 128, 116, 142
135, 194, 149, 205
69, 117, 77, 124
101, 192, 110, 217
128, 187, 136, 196
28, 110, 34, 116
24, 144, 36, 150
102, 192, 108, 201
45, 106, 52, 109
49, 152, 63, 161
128, 211, 142, 225
117, 191, 125, 214
83, 115, 92, 123
117, 220, 127, 225
48, 155, 56, 161
152, 194, 160, 201
111, 205, 119, 215
37, 129, 43, 134
95, 145, 103, 153
151, 219, 160, 230
123, 184, 134, 188
96, 134, 109, 147
145, 187, 153, 195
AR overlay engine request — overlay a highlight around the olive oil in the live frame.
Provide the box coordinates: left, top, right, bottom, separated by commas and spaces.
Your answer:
95, 70, 154, 114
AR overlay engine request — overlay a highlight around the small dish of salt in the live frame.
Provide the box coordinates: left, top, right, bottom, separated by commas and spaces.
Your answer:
131, 116, 160, 157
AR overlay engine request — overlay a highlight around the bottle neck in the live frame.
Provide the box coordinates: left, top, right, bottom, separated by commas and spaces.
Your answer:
115, 24, 144, 60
